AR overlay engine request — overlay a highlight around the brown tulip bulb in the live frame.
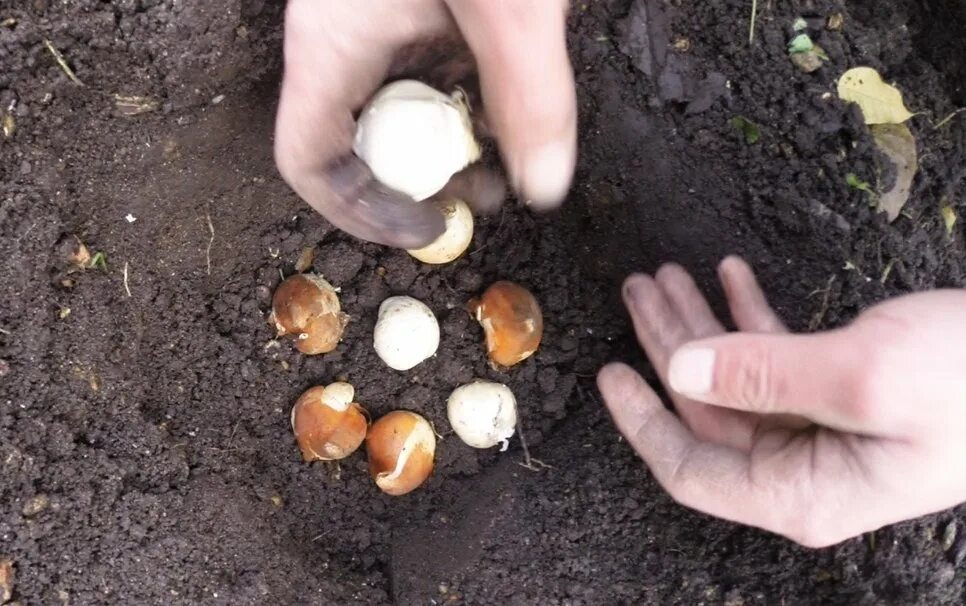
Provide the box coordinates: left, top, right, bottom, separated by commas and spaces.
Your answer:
366, 411, 435, 496
291, 383, 367, 461
467, 281, 543, 367
272, 274, 349, 354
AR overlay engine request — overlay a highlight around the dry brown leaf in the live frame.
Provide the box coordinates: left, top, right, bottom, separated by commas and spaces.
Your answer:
0, 558, 13, 603
871, 123, 918, 222
67, 236, 91, 267
294, 247, 315, 273
838, 67, 913, 125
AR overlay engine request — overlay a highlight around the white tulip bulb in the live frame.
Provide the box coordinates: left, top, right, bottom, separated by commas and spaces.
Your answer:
352, 79, 481, 201
373, 296, 440, 370
406, 199, 474, 264
447, 380, 518, 449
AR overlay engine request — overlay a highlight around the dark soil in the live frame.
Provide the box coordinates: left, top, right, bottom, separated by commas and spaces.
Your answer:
1, 0, 964, 604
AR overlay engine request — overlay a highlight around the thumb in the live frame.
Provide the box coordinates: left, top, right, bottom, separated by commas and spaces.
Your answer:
666, 331, 873, 433
445, 0, 577, 209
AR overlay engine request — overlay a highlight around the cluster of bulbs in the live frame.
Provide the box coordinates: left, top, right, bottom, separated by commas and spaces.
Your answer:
272, 80, 545, 496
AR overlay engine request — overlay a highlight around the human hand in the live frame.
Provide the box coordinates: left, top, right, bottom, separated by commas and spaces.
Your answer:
274, 0, 577, 248
598, 256, 966, 547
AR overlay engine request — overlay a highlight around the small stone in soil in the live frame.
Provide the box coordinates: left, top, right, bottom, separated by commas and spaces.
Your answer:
22, 494, 49, 517
791, 50, 824, 73
254, 285, 272, 306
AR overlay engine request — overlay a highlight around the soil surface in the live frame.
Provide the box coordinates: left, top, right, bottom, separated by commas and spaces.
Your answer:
1, 0, 964, 604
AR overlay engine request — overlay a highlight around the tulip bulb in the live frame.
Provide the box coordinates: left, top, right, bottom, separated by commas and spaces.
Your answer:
366, 410, 436, 495
467, 281, 543, 367
406, 199, 474, 264
352, 79, 481, 201
447, 380, 517, 449
272, 274, 349, 355
291, 383, 367, 461
373, 296, 440, 370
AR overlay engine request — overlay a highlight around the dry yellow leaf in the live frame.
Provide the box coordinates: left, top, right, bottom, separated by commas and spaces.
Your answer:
837, 67, 913, 125
942, 205, 958, 235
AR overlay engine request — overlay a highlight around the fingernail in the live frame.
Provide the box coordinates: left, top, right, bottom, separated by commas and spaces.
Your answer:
622, 274, 650, 304
517, 141, 574, 209
668, 348, 716, 396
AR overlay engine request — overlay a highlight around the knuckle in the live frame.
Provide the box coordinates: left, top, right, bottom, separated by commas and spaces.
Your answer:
727, 343, 783, 412
844, 365, 880, 424
843, 310, 914, 422
841, 326, 901, 423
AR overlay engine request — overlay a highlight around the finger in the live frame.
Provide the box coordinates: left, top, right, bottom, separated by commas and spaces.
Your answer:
389, 35, 475, 92
717, 258, 812, 430
445, 0, 577, 209
718, 256, 787, 333
622, 274, 691, 377
275, 0, 452, 247
596, 363, 804, 539
326, 156, 446, 248
666, 331, 882, 434
434, 164, 507, 215
624, 272, 756, 448
655, 263, 725, 339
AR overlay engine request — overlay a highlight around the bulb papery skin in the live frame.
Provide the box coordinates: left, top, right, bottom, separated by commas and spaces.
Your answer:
447, 380, 518, 449
272, 273, 349, 355
291, 385, 367, 462
406, 199, 474, 264
320, 382, 354, 411
352, 79, 480, 201
373, 296, 440, 371
468, 281, 543, 367
366, 410, 436, 496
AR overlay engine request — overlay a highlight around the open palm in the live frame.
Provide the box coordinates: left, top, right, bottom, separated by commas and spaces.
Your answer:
599, 257, 966, 547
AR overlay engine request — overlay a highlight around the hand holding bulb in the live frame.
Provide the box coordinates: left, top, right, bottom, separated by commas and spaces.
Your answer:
274, 0, 577, 248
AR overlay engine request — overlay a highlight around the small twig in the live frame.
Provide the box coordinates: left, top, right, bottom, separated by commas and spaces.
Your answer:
880, 258, 898, 285
934, 108, 966, 129
749, 0, 759, 44
122, 262, 132, 297
311, 530, 333, 542
205, 213, 215, 275
516, 420, 552, 472
226, 421, 240, 448
0, 327, 10, 335
43, 39, 85, 86
808, 275, 836, 331
429, 420, 445, 442
14, 220, 37, 245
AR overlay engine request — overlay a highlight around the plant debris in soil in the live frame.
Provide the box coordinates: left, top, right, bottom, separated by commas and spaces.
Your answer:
0, 0, 964, 604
